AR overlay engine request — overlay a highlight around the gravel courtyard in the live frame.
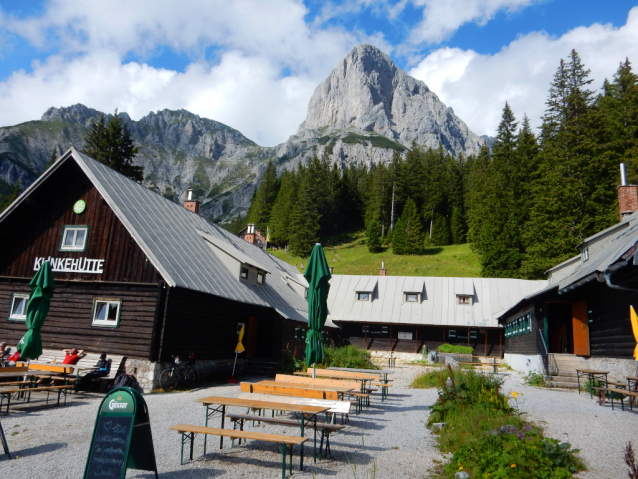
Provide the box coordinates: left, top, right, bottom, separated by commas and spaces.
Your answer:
0, 366, 636, 478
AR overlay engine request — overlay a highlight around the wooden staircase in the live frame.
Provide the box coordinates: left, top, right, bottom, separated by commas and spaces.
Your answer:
546, 354, 586, 389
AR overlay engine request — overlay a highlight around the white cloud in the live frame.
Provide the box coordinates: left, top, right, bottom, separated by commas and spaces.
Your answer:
406, 0, 541, 45
409, 7, 638, 137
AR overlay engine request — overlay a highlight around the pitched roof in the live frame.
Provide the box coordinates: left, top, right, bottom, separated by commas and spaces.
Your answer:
1, 148, 310, 323
547, 211, 638, 292
327, 275, 547, 327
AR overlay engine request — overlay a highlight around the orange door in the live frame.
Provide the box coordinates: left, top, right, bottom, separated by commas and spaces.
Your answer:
246, 316, 258, 358
572, 301, 590, 356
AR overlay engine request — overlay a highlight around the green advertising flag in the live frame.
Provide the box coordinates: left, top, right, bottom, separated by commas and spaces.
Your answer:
303, 243, 331, 367
17, 260, 55, 360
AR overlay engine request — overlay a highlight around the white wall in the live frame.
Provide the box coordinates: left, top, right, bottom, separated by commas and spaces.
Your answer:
504, 353, 543, 375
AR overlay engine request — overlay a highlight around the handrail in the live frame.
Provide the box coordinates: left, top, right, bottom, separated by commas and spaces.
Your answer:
539, 330, 549, 355
537, 329, 550, 378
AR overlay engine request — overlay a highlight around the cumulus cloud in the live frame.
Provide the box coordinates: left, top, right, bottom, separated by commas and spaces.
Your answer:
0, 0, 374, 145
409, 7, 638, 137
406, 0, 541, 45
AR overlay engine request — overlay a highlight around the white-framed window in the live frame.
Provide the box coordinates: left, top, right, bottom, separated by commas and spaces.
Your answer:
582, 246, 589, 262
257, 273, 265, 285
91, 299, 122, 327
240, 267, 248, 280
457, 295, 472, 305
8, 294, 29, 321
449, 329, 457, 338
293, 327, 304, 339
405, 293, 419, 303
60, 225, 89, 252
356, 292, 370, 301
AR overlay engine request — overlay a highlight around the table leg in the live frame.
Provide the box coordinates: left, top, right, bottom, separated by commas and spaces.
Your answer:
220, 405, 226, 449
204, 405, 208, 455
299, 414, 305, 471
577, 371, 581, 395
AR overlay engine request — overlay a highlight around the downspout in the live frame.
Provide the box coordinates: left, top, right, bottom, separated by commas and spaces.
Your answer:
602, 271, 638, 293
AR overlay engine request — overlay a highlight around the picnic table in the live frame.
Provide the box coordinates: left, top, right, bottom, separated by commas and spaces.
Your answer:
576, 369, 609, 398
327, 367, 395, 383
627, 376, 638, 391
196, 396, 329, 471
294, 370, 376, 390
254, 380, 354, 400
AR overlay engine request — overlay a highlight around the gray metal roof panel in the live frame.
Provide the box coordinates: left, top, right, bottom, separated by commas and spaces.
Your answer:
66, 149, 308, 318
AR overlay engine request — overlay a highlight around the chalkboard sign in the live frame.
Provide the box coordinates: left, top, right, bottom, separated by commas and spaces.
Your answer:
83, 387, 158, 479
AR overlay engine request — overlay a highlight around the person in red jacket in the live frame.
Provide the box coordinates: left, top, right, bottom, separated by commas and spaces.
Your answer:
62, 348, 85, 365
5, 349, 20, 366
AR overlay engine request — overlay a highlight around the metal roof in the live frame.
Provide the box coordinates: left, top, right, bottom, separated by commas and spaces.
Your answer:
549, 212, 638, 292
327, 275, 547, 327
454, 278, 474, 296
353, 277, 378, 292
3, 148, 311, 324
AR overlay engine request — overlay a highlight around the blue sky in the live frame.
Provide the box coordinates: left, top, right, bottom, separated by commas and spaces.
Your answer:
1, 1, 637, 145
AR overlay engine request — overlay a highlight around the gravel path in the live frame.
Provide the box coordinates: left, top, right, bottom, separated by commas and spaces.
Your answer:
0, 366, 441, 479
500, 372, 638, 479
1, 368, 635, 478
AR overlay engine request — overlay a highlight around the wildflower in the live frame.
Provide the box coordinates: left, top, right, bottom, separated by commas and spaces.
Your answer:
523, 425, 532, 432
511, 464, 516, 468
511, 391, 519, 399
459, 466, 464, 470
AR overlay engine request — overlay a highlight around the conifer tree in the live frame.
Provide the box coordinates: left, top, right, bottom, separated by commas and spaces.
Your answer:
268, 170, 297, 246
45, 148, 58, 170
246, 160, 279, 232
83, 111, 143, 181
465, 142, 492, 252
366, 218, 382, 253
392, 198, 424, 255
523, 50, 613, 278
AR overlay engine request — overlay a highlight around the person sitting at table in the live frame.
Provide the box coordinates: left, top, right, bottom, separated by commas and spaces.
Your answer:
77, 353, 110, 391
62, 348, 85, 365
0, 342, 10, 359
5, 349, 20, 367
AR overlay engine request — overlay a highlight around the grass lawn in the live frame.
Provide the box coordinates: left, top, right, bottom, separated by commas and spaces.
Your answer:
268, 231, 482, 277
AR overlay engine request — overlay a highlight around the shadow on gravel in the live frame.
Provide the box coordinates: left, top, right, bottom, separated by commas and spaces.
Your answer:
8, 400, 92, 415
132, 469, 222, 478
8, 441, 67, 458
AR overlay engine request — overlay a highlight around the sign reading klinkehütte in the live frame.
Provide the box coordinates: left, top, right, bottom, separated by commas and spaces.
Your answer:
34, 257, 105, 274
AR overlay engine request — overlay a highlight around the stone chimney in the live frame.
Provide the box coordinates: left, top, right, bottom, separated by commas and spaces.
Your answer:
379, 261, 387, 276
184, 189, 200, 214
618, 164, 638, 220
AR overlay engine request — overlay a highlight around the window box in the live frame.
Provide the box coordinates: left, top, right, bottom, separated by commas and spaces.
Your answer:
92, 299, 122, 327
60, 225, 89, 252
8, 294, 29, 321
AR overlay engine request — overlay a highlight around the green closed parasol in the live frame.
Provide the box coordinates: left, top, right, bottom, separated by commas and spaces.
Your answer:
17, 260, 55, 360
304, 243, 331, 374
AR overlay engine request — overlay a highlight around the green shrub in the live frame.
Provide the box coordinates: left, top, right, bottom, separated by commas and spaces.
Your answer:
438, 343, 474, 354
411, 368, 451, 389
319, 344, 375, 369
275, 349, 307, 374
524, 371, 548, 387
427, 368, 584, 478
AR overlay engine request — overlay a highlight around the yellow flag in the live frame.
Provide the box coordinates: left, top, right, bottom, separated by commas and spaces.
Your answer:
235, 325, 245, 353
631, 306, 638, 361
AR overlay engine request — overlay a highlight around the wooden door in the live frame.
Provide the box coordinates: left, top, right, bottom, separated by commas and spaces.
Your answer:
246, 316, 258, 358
572, 301, 590, 356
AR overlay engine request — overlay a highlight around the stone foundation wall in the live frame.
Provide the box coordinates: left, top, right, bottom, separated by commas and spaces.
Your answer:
582, 357, 638, 383
124, 358, 245, 393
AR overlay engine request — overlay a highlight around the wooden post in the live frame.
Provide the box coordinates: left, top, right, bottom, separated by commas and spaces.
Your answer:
390, 326, 393, 352
484, 331, 488, 357
415, 327, 418, 353
365, 325, 368, 350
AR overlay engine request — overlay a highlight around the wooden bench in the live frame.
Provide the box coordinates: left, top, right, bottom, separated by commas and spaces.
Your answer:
592, 387, 638, 411
0, 367, 28, 374
169, 424, 307, 479
21, 354, 126, 392
0, 385, 74, 414
240, 382, 340, 401
226, 413, 344, 458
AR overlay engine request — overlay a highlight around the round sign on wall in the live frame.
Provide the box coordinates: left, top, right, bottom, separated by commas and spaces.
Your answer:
73, 200, 86, 214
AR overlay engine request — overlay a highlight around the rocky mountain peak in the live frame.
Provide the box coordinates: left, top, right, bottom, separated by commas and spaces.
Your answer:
298, 43, 483, 157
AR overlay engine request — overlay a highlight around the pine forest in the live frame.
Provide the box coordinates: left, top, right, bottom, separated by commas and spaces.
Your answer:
234, 51, 638, 280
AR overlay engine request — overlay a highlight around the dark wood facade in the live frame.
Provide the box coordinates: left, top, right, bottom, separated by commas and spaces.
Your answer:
502, 274, 638, 359
0, 160, 299, 363
341, 322, 504, 357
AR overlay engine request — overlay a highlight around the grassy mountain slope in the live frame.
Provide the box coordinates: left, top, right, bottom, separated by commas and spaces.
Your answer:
269, 232, 481, 277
